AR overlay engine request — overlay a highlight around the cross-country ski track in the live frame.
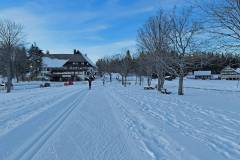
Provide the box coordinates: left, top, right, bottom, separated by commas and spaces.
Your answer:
0, 80, 240, 160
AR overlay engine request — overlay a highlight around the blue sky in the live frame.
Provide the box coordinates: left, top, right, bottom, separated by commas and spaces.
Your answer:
0, 0, 188, 62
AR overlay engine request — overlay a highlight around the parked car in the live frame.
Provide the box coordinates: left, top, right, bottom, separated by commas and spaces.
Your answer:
0, 82, 5, 91
64, 80, 74, 86
68, 80, 74, 85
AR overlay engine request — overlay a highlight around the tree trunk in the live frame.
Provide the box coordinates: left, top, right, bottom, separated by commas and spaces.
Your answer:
147, 76, 151, 87
135, 75, 137, 85
157, 75, 161, 91
21, 74, 25, 81
16, 75, 19, 83
157, 70, 165, 91
160, 72, 165, 89
124, 76, 127, 87
6, 75, 12, 93
109, 73, 112, 82
121, 75, 124, 85
178, 59, 185, 95
160, 77, 165, 89
178, 75, 184, 95
6, 59, 13, 93
139, 75, 142, 86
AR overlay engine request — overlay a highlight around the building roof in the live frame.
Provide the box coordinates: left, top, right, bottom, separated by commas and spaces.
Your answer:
83, 54, 96, 67
194, 71, 211, 76
222, 66, 234, 71
235, 68, 240, 74
43, 52, 95, 68
46, 54, 72, 60
42, 57, 68, 68
67, 54, 86, 63
221, 66, 240, 75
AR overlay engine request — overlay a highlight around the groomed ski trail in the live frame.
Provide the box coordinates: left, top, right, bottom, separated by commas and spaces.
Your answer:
30, 85, 151, 160
10, 90, 89, 160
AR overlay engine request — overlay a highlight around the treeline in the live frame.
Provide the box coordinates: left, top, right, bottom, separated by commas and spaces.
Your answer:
0, 19, 44, 92
97, 0, 240, 95
96, 50, 240, 83
186, 52, 240, 73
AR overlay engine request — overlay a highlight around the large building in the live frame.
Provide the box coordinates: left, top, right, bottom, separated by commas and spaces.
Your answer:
40, 50, 96, 81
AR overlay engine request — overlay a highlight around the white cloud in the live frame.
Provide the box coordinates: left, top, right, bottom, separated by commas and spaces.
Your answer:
0, 6, 110, 49
0, 0, 188, 62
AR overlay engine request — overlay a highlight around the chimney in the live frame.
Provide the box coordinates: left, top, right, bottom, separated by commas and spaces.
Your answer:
73, 49, 77, 54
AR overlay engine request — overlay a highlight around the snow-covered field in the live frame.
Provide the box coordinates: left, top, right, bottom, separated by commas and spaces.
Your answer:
0, 79, 239, 160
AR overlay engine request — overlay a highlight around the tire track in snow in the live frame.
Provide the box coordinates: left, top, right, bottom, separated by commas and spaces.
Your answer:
9, 89, 89, 160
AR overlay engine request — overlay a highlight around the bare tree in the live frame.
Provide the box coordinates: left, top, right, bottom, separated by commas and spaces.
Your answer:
96, 57, 113, 81
110, 54, 125, 85
170, 8, 202, 95
132, 52, 146, 86
96, 59, 105, 77
121, 50, 133, 87
131, 56, 139, 85
0, 48, 7, 77
112, 52, 132, 86
0, 19, 24, 92
195, 0, 240, 52
136, 51, 146, 86
104, 57, 113, 82
144, 53, 155, 87
137, 10, 173, 91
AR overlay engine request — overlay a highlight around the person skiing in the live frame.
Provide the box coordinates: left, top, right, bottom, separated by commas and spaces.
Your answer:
87, 76, 92, 89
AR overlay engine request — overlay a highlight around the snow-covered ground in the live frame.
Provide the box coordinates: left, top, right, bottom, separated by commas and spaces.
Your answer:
0, 78, 239, 160
165, 78, 240, 91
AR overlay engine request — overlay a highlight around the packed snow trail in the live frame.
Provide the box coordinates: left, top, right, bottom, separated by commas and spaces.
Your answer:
0, 83, 151, 160
31, 85, 151, 160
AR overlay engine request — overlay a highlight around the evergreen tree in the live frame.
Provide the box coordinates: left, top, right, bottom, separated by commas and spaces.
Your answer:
28, 43, 43, 80
15, 47, 29, 82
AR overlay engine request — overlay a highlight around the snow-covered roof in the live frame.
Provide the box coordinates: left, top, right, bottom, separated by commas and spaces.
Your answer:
235, 68, 240, 74
42, 57, 68, 68
194, 71, 211, 76
83, 54, 96, 67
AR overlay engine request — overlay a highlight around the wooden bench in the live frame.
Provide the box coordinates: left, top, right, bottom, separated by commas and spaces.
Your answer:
160, 88, 171, 94
144, 86, 155, 90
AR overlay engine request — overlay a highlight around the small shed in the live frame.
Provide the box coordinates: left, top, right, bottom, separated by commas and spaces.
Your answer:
194, 71, 211, 80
